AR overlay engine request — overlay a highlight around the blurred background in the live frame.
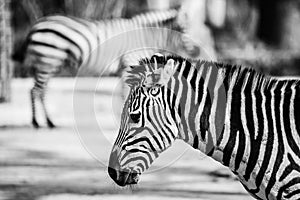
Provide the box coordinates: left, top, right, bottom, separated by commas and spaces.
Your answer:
10, 0, 300, 79
0, 0, 300, 200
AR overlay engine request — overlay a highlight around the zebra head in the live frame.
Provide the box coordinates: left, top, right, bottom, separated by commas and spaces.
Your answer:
108, 53, 179, 186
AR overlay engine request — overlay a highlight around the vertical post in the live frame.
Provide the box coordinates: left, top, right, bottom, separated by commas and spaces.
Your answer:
206, 0, 226, 28
0, 0, 12, 102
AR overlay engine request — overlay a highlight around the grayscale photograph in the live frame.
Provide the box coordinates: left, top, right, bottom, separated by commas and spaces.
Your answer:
0, 0, 300, 199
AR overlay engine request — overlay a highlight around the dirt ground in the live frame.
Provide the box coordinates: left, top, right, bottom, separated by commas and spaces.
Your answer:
0, 78, 252, 200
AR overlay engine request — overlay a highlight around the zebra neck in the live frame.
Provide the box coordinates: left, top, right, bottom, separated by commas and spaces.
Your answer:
169, 59, 277, 164
168, 60, 230, 156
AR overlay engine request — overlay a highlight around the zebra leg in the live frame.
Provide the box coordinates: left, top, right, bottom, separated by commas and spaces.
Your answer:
30, 86, 40, 128
32, 67, 56, 128
40, 87, 55, 129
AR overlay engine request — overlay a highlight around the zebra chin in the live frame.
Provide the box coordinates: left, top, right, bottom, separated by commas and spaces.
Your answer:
108, 167, 140, 186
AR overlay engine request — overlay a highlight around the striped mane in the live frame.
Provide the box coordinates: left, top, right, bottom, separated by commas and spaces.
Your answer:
124, 55, 169, 87
124, 55, 271, 90
129, 7, 183, 31
98, 10, 181, 30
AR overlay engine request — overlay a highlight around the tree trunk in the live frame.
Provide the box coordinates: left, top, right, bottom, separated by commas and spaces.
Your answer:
257, 0, 300, 50
147, 0, 170, 10
0, 0, 12, 103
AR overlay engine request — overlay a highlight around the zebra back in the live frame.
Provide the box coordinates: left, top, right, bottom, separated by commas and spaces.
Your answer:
23, 8, 197, 76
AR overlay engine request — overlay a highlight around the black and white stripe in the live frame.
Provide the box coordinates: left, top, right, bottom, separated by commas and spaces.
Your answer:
109, 54, 300, 199
24, 10, 200, 128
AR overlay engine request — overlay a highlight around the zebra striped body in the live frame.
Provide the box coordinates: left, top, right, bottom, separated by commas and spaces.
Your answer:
109, 54, 300, 199
25, 10, 200, 128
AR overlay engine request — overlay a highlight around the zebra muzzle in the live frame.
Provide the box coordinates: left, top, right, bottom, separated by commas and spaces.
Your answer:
108, 167, 139, 186
108, 148, 140, 186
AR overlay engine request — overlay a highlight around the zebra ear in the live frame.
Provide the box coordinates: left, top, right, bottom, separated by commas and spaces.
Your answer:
150, 53, 165, 64
143, 59, 175, 87
159, 58, 176, 85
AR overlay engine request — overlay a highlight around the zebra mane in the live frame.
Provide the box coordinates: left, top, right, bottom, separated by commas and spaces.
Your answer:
132, 9, 183, 32
124, 58, 162, 87
125, 55, 299, 89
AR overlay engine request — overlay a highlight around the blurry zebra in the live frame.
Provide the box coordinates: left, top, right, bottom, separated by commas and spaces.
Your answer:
23, 9, 201, 128
108, 54, 300, 199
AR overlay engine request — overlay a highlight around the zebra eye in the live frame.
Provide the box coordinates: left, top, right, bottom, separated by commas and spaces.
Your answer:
130, 112, 141, 123
150, 87, 159, 96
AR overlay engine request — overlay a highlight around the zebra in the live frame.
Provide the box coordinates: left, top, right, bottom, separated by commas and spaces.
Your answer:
23, 9, 200, 128
108, 53, 300, 199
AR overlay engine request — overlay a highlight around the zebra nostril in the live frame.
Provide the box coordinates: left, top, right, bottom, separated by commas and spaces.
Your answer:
108, 167, 118, 180
108, 166, 132, 187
